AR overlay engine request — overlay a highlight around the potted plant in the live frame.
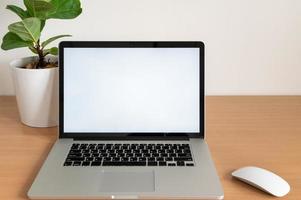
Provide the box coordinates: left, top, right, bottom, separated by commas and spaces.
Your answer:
1, 0, 82, 127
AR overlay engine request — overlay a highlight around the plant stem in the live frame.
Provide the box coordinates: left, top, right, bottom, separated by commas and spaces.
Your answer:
36, 39, 45, 69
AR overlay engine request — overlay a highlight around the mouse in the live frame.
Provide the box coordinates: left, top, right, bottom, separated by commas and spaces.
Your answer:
232, 166, 290, 197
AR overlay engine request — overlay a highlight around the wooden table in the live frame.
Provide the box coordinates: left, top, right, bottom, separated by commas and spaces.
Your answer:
0, 96, 300, 200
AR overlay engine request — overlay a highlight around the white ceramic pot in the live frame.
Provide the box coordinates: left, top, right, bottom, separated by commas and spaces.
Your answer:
10, 56, 58, 127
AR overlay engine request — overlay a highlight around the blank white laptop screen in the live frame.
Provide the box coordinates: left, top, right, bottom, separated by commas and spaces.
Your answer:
64, 48, 200, 133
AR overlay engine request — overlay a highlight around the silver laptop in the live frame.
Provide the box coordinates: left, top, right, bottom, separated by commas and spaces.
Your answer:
28, 41, 224, 199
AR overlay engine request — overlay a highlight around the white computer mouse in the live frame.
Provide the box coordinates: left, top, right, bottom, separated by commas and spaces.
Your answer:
232, 166, 290, 197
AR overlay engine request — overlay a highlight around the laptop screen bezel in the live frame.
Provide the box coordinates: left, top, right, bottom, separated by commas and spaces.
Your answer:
59, 41, 204, 139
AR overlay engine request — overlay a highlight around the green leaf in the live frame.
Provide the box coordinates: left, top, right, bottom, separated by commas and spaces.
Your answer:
42, 34, 71, 48
23, 0, 54, 19
40, 20, 46, 31
29, 45, 38, 54
8, 17, 41, 43
43, 47, 58, 55
47, 0, 82, 19
1, 32, 32, 50
6, 5, 29, 19
49, 47, 58, 55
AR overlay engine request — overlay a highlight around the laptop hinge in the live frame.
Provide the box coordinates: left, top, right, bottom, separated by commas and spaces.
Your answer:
59, 138, 74, 141
73, 136, 189, 141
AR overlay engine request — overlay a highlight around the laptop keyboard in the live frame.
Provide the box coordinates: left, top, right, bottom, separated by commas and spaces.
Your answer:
64, 143, 194, 167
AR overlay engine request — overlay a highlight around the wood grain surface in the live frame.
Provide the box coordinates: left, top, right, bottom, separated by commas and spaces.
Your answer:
0, 96, 300, 200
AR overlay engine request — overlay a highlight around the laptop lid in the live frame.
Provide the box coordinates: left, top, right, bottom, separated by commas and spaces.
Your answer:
59, 42, 204, 139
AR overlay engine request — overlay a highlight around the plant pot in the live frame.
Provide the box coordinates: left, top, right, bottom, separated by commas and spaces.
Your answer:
10, 56, 58, 127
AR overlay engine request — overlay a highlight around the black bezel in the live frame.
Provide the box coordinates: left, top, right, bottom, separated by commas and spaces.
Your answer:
59, 41, 205, 140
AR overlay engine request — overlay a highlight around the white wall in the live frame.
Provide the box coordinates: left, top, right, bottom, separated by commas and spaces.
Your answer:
0, 0, 300, 95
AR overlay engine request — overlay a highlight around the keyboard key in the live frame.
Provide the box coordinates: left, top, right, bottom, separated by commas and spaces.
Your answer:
178, 153, 190, 157
126, 153, 134, 157
147, 157, 155, 161
82, 161, 90, 166
138, 157, 146, 161
68, 157, 85, 161
117, 153, 125, 157
91, 161, 102, 166
148, 162, 157, 166
144, 153, 151, 157
68, 153, 82, 157
168, 163, 176, 166
169, 153, 177, 157
130, 157, 138, 162
186, 163, 194, 166
123, 149, 133, 154
159, 161, 167, 166
102, 161, 120, 166
135, 153, 142, 157
133, 149, 140, 154
177, 161, 185, 166
104, 157, 112, 161
152, 153, 159, 157
142, 150, 149, 154
103, 161, 146, 166
121, 157, 129, 162
79, 144, 88, 150
94, 157, 103, 162
122, 146, 129, 150
116, 150, 124, 154
167, 149, 175, 153
100, 150, 107, 154
64, 161, 72, 166
112, 157, 120, 161
73, 161, 81, 166
158, 150, 166, 154
165, 157, 173, 161
109, 153, 116, 157
100, 153, 108, 157
85, 157, 94, 161
183, 149, 191, 154
70, 150, 81, 154
129, 161, 146, 166
174, 157, 193, 161
150, 150, 157, 154
156, 157, 164, 161
161, 153, 168, 157
71, 144, 79, 150
147, 144, 155, 147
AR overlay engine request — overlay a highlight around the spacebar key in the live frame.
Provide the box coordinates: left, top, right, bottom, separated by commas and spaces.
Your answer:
126, 162, 146, 166
102, 161, 146, 166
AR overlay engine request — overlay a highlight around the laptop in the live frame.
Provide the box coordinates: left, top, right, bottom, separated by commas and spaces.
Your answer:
28, 41, 224, 199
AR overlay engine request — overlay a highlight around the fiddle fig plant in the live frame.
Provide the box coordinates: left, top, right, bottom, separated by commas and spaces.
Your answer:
1, 0, 82, 69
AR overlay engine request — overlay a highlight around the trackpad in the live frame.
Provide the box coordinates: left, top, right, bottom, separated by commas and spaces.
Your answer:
99, 171, 155, 192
